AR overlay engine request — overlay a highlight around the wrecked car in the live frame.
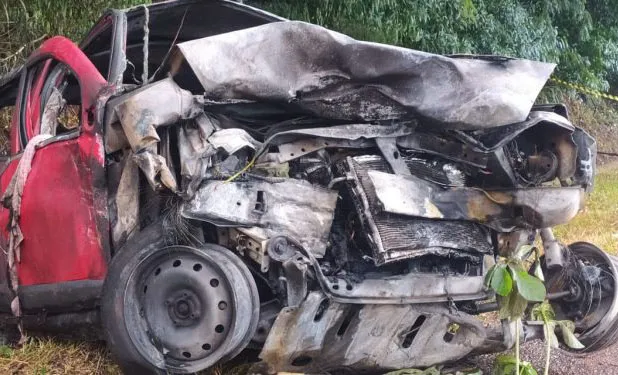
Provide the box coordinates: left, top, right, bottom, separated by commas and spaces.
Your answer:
0, 0, 616, 374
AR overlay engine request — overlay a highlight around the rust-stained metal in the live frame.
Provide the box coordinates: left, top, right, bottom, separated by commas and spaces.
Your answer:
368, 169, 585, 230
259, 292, 488, 373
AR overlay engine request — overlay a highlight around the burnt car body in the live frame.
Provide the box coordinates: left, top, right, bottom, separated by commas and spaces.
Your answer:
0, 1, 617, 374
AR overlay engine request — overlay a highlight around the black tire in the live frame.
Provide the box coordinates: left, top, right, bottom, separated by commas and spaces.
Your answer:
569, 242, 618, 353
101, 222, 260, 374
101, 223, 168, 375
549, 242, 618, 354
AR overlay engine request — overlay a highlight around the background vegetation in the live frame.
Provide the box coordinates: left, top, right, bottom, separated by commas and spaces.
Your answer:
253, 0, 618, 94
0, 0, 147, 75
2, 0, 618, 94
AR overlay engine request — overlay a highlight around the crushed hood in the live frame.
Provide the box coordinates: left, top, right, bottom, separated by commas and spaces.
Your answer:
171, 21, 555, 130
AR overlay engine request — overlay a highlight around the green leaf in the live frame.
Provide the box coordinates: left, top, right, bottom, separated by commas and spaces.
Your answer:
493, 354, 517, 375
493, 355, 540, 375
515, 244, 535, 260
511, 268, 546, 302
544, 322, 560, 349
557, 321, 585, 349
520, 362, 539, 375
491, 264, 513, 296
530, 301, 555, 323
498, 291, 529, 320
495, 354, 517, 366
484, 263, 498, 288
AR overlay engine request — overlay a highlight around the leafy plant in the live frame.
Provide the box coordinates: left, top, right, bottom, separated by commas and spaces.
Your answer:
0, 345, 12, 358
493, 354, 538, 375
484, 246, 546, 320
530, 301, 584, 375
484, 245, 546, 375
0, 0, 149, 74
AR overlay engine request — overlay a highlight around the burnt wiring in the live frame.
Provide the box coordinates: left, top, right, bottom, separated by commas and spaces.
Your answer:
141, 5, 149, 85
149, 8, 189, 82
598, 151, 618, 157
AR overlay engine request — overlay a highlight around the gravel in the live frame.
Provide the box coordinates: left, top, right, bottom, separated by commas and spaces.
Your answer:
471, 340, 618, 375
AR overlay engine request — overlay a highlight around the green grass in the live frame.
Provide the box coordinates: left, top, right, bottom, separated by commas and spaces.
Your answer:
0, 338, 120, 375
0, 337, 245, 374
554, 163, 618, 254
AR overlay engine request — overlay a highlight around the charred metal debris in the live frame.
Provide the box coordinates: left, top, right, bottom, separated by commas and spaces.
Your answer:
104, 21, 603, 373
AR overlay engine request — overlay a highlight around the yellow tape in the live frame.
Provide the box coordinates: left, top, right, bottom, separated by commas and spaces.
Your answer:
549, 76, 618, 102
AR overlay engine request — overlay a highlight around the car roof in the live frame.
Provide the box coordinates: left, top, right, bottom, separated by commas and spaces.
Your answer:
83, 0, 284, 83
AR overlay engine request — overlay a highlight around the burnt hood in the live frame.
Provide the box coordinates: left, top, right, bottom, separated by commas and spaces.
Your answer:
170, 21, 555, 130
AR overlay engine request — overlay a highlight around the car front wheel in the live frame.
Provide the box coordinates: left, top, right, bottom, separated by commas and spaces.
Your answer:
100, 222, 260, 374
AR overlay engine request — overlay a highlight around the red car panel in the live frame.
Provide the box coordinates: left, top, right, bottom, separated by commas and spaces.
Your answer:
17, 135, 108, 285
1, 37, 110, 286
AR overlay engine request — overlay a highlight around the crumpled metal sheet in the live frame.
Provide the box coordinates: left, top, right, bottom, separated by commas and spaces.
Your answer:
368, 170, 585, 230
172, 21, 555, 129
181, 178, 338, 256
133, 148, 178, 191
208, 127, 262, 154
109, 77, 202, 151
177, 114, 217, 197
259, 291, 488, 373
105, 78, 203, 191
111, 152, 139, 247
265, 123, 414, 144
257, 123, 413, 164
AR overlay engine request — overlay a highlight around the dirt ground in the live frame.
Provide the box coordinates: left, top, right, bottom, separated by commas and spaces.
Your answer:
472, 341, 618, 375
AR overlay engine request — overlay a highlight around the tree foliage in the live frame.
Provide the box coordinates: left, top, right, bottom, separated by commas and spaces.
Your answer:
3, 0, 618, 93
0, 0, 149, 74
254, 0, 618, 92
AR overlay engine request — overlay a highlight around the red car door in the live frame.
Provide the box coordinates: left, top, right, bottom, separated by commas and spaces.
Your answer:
0, 37, 109, 307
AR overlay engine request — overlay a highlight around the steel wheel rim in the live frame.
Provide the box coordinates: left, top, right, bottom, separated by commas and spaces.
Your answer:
571, 243, 618, 351
123, 245, 258, 373
549, 242, 618, 352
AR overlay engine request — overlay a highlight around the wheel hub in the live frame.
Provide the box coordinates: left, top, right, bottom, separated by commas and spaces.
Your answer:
166, 289, 202, 326
547, 242, 618, 352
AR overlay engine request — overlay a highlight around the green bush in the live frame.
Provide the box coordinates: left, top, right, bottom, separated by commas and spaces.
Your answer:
4, 0, 618, 94
0, 0, 149, 74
